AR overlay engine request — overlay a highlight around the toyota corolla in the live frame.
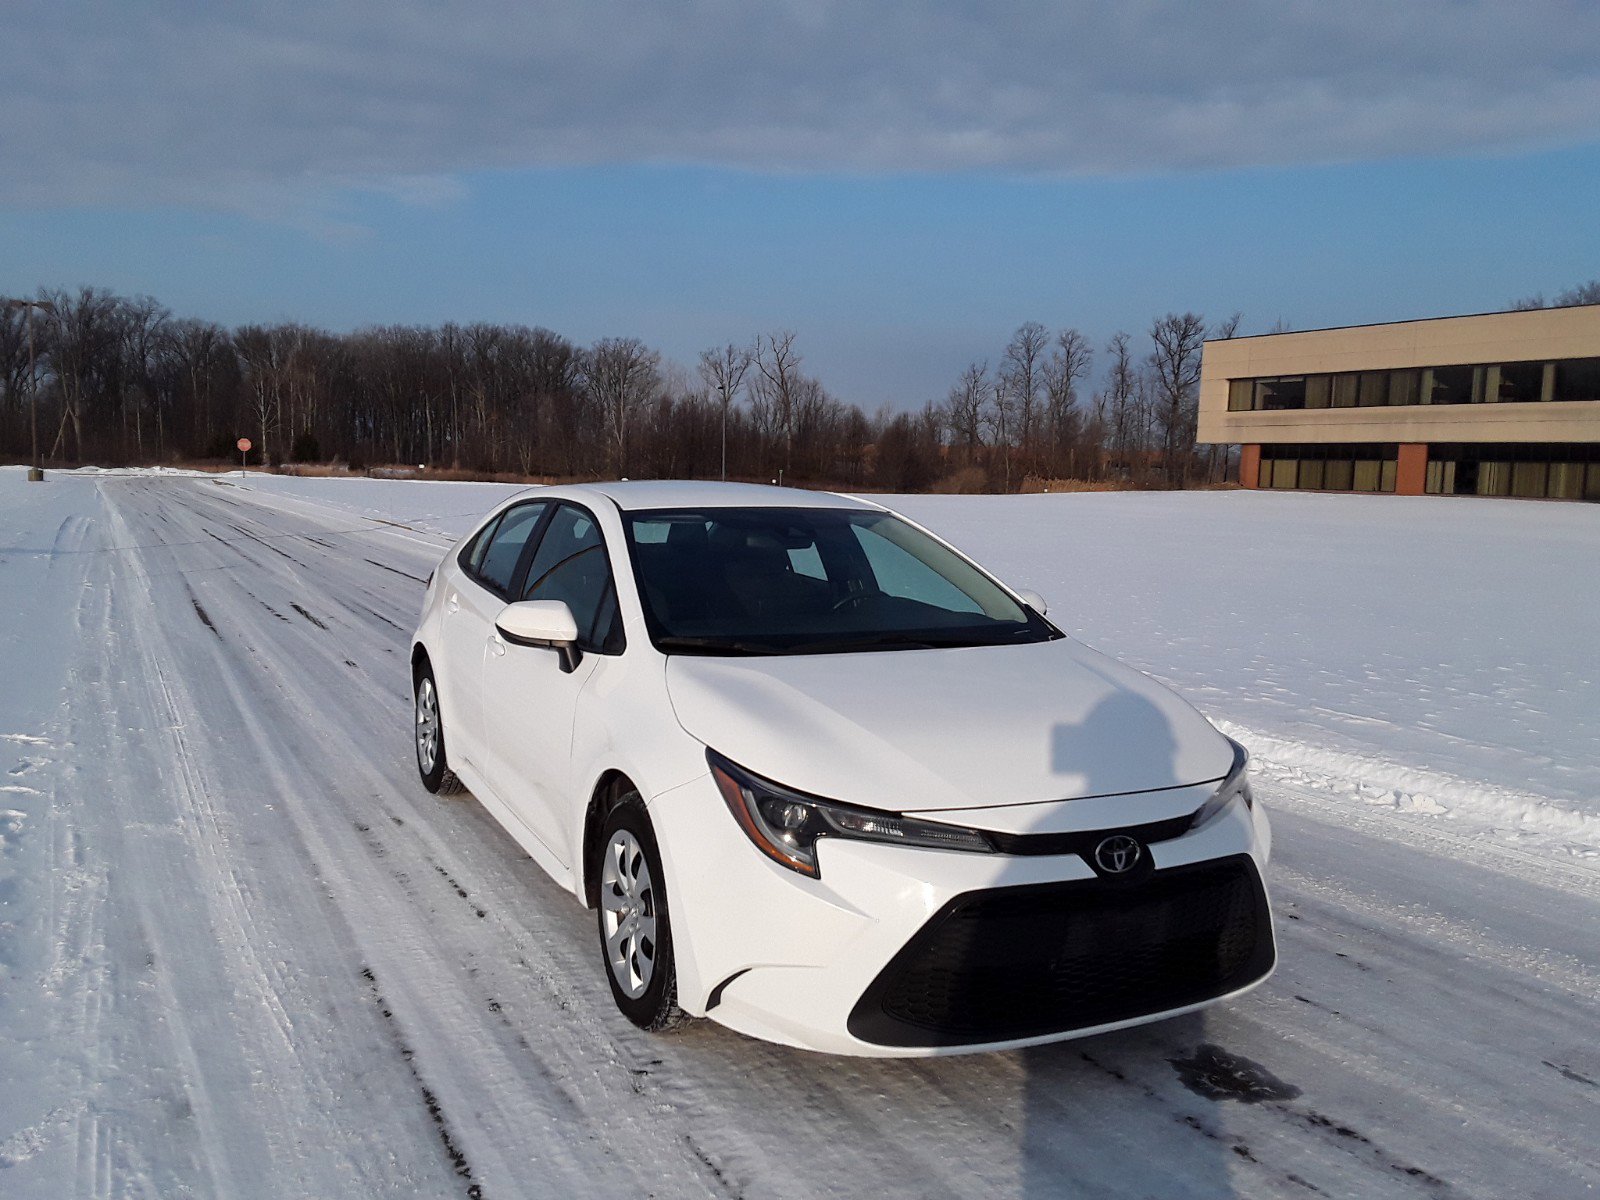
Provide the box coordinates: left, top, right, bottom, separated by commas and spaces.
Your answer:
410, 481, 1275, 1056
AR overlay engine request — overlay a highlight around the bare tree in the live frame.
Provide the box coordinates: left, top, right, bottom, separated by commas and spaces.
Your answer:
752, 330, 802, 474
984, 379, 1015, 492
116, 296, 170, 458
45, 287, 123, 462
1042, 328, 1092, 476
1148, 312, 1207, 487
1211, 311, 1243, 340
945, 360, 988, 463
167, 319, 233, 455
233, 325, 281, 464
1513, 279, 1600, 310
698, 342, 753, 480
1101, 332, 1140, 480
584, 337, 660, 476
1000, 321, 1049, 463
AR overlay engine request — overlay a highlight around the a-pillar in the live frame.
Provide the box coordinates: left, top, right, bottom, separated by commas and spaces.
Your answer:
1396, 443, 1428, 496
1238, 444, 1261, 488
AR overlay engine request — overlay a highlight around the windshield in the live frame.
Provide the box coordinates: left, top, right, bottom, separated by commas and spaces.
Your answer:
624, 507, 1057, 655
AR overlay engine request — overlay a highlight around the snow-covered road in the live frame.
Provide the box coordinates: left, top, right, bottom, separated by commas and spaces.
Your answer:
2, 471, 1597, 1198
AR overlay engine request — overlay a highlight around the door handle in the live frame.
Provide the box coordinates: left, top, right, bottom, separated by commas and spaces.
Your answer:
445, 591, 460, 615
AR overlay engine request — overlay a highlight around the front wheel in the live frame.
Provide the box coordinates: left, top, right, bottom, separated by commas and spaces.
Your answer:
597, 797, 689, 1031
414, 664, 464, 795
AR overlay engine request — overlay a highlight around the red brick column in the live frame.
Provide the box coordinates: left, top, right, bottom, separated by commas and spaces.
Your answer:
1396, 443, 1428, 496
1238, 444, 1261, 488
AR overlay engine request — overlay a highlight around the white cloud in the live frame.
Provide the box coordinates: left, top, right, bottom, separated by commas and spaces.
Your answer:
4, 0, 1598, 218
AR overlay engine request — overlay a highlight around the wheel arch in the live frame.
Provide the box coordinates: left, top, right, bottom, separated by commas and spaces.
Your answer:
581, 770, 639, 908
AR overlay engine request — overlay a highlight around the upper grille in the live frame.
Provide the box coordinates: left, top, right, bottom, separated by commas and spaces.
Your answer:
985, 811, 1196, 859
847, 855, 1274, 1048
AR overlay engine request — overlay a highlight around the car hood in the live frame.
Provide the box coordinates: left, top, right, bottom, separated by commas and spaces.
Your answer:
665, 637, 1234, 821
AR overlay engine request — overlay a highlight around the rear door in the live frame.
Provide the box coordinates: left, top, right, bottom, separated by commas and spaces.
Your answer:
480, 501, 623, 866
438, 501, 547, 768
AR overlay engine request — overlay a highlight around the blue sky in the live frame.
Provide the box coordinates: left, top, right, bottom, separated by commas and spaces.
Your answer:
4, 2, 1599, 408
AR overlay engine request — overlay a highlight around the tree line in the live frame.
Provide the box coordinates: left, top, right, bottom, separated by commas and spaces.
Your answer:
0, 285, 1240, 490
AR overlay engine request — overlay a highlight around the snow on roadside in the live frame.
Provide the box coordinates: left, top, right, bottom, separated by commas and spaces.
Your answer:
217, 471, 533, 540
889, 489, 1600, 861
1212, 717, 1600, 858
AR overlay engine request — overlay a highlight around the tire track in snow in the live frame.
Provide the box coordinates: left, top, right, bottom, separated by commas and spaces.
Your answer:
360, 964, 484, 1199
90, 479, 725, 1199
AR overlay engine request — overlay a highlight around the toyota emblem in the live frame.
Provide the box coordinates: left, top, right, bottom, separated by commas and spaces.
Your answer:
1093, 834, 1143, 875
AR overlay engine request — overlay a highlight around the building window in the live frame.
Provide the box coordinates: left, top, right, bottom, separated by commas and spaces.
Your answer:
1495, 361, 1546, 404
1511, 461, 1548, 498
1427, 364, 1476, 404
1388, 370, 1420, 406
1553, 358, 1600, 404
1548, 462, 1586, 500
1229, 356, 1599, 411
1423, 443, 1600, 499
1255, 444, 1398, 493
1257, 377, 1308, 410
1358, 372, 1389, 406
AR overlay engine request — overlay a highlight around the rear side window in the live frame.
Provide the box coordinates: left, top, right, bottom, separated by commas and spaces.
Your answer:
522, 504, 622, 652
476, 503, 546, 595
462, 519, 498, 573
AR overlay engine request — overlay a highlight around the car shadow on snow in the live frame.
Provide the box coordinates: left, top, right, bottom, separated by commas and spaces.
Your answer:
1010, 691, 1262, 1197
1014, 1016, 1277, 1199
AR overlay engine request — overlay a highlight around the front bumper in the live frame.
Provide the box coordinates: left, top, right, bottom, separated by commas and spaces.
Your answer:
648, 774, 1274, 1057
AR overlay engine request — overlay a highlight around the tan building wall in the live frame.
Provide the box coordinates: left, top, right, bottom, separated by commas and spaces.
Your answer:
1198, 305, 1600, 447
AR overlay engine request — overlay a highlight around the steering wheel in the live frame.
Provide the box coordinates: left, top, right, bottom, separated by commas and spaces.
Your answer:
830, 590, 881, 613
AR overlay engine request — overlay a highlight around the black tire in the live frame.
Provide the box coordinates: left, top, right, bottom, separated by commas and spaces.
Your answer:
414, 662, 465, 796
595, 795, 690, 1032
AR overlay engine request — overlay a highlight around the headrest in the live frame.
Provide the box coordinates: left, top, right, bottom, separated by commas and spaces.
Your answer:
666, 521, 710, 551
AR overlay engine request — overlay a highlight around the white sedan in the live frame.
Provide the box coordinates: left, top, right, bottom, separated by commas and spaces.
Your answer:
410, 481, 1275, 1056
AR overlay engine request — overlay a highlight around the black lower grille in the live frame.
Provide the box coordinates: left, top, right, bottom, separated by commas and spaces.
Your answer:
847, 855, 1274, 1048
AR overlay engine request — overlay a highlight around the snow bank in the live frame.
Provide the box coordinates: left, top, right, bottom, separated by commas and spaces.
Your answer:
888, 490, 1600, 858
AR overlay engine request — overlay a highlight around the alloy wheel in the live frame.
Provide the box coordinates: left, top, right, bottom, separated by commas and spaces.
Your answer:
415, 677, 440, 774
600, 829, 658, 999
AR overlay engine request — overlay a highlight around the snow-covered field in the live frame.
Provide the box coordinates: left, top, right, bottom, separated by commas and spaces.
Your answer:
2, 467, 1597, 1198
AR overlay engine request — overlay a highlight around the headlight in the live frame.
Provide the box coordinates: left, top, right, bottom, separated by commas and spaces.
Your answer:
708, 749, 995, 878
1189, 737, 1254, 832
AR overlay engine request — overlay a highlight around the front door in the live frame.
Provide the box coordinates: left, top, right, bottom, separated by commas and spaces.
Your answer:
440, 501, 547, 769
481, 502, 622, 868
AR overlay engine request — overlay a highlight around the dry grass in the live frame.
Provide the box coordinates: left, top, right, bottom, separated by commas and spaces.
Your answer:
1020, 476, 1143, 493
61, 458, 1242, 494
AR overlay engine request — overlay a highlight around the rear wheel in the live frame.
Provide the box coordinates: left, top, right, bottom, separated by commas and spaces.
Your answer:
597, 796, 688, 1031
414, 665, 464, 795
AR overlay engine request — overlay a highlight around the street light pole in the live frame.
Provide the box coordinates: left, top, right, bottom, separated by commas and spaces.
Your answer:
4, 298, 54, 481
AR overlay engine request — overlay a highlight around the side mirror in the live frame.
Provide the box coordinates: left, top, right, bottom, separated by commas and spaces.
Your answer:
496, 600, 582, 672
1015, 587, 1049, 616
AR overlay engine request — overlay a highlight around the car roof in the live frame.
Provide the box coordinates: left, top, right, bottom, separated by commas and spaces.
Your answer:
575, 479, 881, 512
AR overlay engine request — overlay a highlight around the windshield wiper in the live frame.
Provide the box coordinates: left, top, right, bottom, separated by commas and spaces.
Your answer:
792, 632, 995, 654
654, 636, 785, 656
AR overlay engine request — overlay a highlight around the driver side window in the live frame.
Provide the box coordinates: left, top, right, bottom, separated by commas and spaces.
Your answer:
521, 504, 623, 652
